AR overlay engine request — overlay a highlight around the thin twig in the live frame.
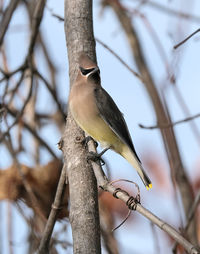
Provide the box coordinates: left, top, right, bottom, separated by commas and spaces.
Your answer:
25, 1, 58, 91
139, 113, 200, 130
34, 69, 66, 120
135, 0, 200, 23
110, 179, 140, 232
6, 107, 58, 158
0, 70, 33, 142
172, 189, 200, 253
15, 202, 38, 236
172, 86, 200, 147
130, 10, 170, 78
38, 33, 57, 89
91, 159, 200, 254
4, 133, 47, 223
27, 0, 46, 57
96, 38, 143, 82
105, 1, 196, 243
45, 12, 143, 84
174, 28, 200, 49
86, 138, 200, 254
185, 189, 200, 233
0, 63, 27, 83
46, 6, 64, 22
0, 0, 20, 46
7, 71, 25, 105
38, 164, 66, 253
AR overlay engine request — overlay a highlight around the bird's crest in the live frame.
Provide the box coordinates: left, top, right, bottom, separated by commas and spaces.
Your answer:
79, 53, 97, 69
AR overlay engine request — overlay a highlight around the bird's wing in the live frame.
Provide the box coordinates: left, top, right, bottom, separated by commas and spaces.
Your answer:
94, 87, 141, 162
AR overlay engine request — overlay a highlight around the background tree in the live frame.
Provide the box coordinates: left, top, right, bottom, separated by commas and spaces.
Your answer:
0, 0, 200, 253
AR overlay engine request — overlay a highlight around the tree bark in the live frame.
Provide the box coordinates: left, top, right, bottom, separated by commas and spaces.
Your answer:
63, 0, 101, 253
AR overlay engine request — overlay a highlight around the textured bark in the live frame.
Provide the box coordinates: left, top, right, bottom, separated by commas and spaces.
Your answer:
63, 0, 101, 253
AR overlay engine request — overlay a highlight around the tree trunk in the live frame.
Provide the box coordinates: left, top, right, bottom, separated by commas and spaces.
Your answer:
63, 0, 101, 253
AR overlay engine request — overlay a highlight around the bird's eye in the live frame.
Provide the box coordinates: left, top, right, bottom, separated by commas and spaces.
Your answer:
80, 67, 95, 76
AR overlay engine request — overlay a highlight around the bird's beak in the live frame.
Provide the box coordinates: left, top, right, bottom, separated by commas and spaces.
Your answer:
91, 67, 100, 75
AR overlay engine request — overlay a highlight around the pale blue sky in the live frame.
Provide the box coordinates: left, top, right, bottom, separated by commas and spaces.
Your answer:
0, 0, 200, 253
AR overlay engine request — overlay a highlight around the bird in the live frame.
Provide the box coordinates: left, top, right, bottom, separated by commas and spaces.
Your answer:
68, 53, 152, 190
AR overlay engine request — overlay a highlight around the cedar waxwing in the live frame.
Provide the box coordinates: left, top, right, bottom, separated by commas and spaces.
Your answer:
69, 53, 152, 190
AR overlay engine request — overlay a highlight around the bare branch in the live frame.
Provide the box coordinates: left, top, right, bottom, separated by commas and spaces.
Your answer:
24, 1, 58, 90
0, 69, 33, 142
139, 113, 200, 130
96, 38, 143, 82
173, 189, 200, 253
46, 6, 65, 22
27, 0, 46, 57
34, 69, 66, 120
4, 133, 47, 223
0, 63, 27, 83
88, 141, 200, 254
38, 164, 67, 254
6, 107, 58, 159
44, 14, 143, 83
135, 0, 200, 23
185, 189, 200, 233
0, 0, 20, 47
174, 28, 200, 49
105, 0, 197, 244
172, 86, 200, 147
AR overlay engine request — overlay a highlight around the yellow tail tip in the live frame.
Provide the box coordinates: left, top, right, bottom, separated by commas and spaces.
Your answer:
146, 183, 152, 190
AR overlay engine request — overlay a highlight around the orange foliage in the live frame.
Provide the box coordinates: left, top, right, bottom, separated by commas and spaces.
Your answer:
0, 159, 69, 219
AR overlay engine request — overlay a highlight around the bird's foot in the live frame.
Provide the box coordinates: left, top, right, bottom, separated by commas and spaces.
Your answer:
87, 151, 105, 166
84, 136, 98, 148
87, 147, 110, 166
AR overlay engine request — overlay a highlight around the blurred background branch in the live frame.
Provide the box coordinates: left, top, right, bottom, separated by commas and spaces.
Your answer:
0, 0, 200, 253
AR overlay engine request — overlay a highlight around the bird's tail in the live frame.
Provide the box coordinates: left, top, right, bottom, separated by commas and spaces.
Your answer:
121, 146, 152, 190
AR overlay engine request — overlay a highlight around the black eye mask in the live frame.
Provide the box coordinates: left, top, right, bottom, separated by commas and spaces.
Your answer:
79, 67, 95, 76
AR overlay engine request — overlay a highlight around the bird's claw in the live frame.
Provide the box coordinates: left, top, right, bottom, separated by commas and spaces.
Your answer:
84, 136, 98, 148
87, 147, 110, 166
87, 151, 105, 166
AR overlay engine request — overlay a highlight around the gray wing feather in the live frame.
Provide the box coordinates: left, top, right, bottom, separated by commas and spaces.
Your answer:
94, 87, 141, 163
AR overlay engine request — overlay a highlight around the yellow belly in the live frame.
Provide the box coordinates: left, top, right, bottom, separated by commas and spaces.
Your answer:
75, 113, 122, 150
70, 110, 121, 152
69, 84, 124, 153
